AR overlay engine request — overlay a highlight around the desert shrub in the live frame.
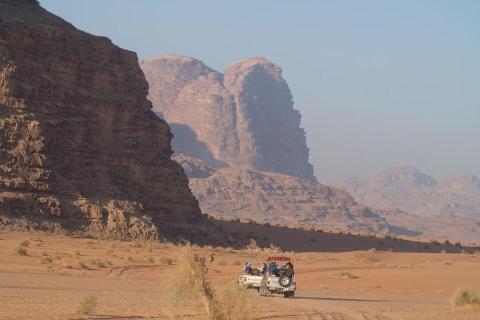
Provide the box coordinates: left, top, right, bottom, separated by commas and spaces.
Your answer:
170, 244, 253, 320
129, 242, 142, 248
368, 248, 377, 253
213, 286, 254, 320
127, 256, 133, 262
73, 250, 81, 256
336, 272, 358, 279
13, 245, 27, 256
452, 288, 480, 307
89, 259, 106, 268
76, 294, 97, 315
160, 256, 173, 265
148, 257, 155, 263
20, 240, 29, 247
41, 256, 53, 264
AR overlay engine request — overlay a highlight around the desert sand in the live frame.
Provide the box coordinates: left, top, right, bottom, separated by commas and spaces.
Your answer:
1, 231, 479, 320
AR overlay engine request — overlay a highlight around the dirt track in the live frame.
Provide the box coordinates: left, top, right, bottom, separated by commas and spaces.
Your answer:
0, 232, 479, 320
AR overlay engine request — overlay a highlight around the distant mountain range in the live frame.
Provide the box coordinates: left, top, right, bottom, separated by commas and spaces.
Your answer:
330, 166, 480, 221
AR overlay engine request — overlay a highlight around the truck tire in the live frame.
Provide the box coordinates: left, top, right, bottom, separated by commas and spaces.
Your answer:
238, 280, 248, 289
284, 291, 294, 298
279, 276, 292, 287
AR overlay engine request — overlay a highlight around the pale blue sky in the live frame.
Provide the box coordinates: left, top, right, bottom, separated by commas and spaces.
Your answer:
40, 0, 480, 180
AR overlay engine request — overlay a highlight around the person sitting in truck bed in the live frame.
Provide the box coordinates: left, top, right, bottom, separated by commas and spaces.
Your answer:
267, 261, 278, 276
284, 262, 294, 278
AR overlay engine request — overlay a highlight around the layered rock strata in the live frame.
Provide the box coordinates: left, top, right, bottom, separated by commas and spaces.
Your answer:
0, 0, 202, 239
190, 168, 392, 233
141, 55, 315, 180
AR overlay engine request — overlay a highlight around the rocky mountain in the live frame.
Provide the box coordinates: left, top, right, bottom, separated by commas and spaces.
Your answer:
141, 55, 315, 180
189, 167, 480, 243
190, 168, 393, 234
0, 0, 204, 240
142, 54, 480, 242
330, 166, 480, 221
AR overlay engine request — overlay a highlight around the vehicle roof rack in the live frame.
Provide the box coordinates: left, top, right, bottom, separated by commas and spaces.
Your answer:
267, 256, 291, 262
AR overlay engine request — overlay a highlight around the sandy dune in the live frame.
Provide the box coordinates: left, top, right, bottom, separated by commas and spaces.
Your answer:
0, 231, 479, 320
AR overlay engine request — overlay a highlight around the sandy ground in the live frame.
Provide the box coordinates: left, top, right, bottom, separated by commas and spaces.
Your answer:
0, 231, 479, 320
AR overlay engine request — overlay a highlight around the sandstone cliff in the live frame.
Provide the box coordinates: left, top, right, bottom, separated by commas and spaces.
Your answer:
189, 168, 480, 243
141, 55, 315, 180
0, 0, 203, 239
190, 168, 392, 234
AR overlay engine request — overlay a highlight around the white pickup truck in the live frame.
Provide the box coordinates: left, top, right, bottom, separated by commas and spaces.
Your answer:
238, 273, 263, 289
258, 256, 296, 298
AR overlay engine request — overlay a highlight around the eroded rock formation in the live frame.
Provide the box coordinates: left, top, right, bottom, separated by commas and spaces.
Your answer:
190, 168, 392, 233
0, 0, 202, 239
331, 166, 480, 220
141, 55, 315, 180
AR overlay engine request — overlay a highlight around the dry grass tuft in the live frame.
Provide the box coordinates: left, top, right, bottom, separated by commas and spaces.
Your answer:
13, 241, 29, 256
159, 256, 173, 265
335, 271, 359, 279
452, 288, 480, 308
76, 294, 97, 315
170, 244, 253, 320
89, 259, 107, 268
41, 256, 53, 264
20, 240, 30, 247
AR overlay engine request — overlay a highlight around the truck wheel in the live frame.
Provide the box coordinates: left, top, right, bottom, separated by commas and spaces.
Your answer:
284, 291, 294, 298
279, 276, 292, 287
238, 280, 248, 289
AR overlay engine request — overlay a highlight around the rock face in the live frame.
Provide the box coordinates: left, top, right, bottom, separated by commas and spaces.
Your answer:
190, 168, 393, 234
190, 168, 480, 243
331, 166, 480, 220
141, 55, 315, 180
0, 0, 202, 239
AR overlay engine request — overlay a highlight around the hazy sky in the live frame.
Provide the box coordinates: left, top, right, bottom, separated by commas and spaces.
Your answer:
40, 0, 479, 181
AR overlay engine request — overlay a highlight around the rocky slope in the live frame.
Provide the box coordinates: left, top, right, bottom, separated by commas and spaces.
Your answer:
190, 168, 396, 234
0, 0, 204, 240
330, 166, 480, 220
189, 168, 480, 243
141, 55, 315, 180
